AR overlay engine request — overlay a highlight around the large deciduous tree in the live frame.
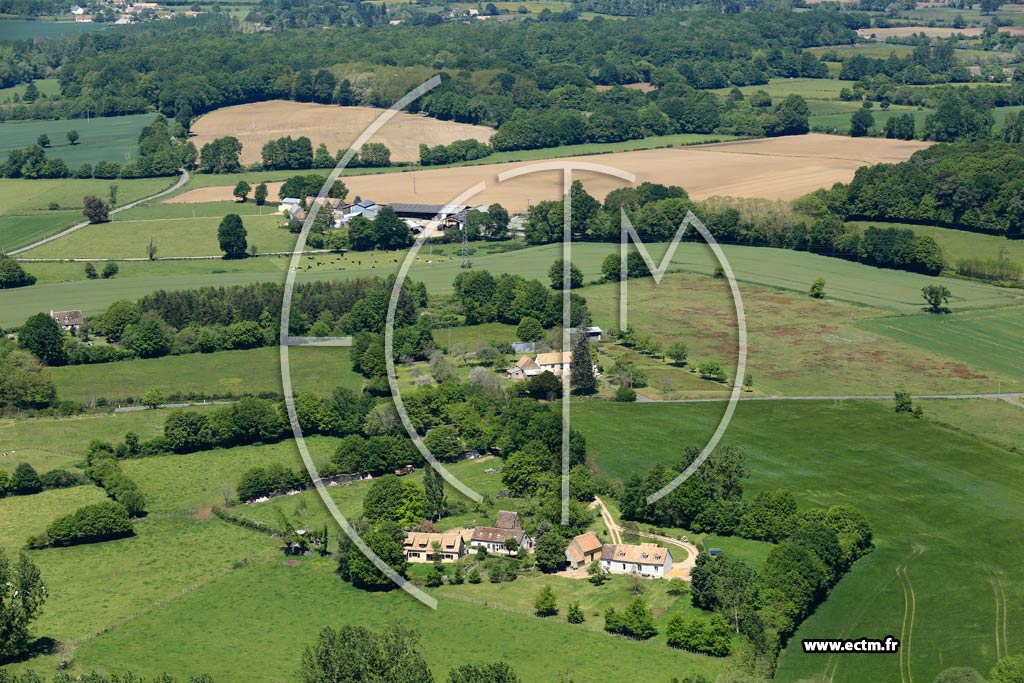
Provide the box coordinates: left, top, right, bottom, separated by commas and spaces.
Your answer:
0, 549, 47, 664
218, 214, 248, 259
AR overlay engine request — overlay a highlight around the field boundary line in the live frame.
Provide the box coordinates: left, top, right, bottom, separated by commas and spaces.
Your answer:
6, 170, 189, 256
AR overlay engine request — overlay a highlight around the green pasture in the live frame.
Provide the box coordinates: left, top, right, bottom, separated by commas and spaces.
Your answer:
809, 105, 932, 135
0, 78, 61, 103
918, 397, 1024, 453
233, 457, 513, 540
0, 485, 108, 551
573, 399, 1024, 682
0, 19, 106, 40
714, 77, 847, 101
122, 435, 340, 514
49, 346, 365, 404
0, 409, 177, 472
70, 557, 728, 682
847, 220, 1024, 264
20, 208, 295, 259
0, 114, 158, 167
0, 176, 174, 253
857, 305, 1024, 390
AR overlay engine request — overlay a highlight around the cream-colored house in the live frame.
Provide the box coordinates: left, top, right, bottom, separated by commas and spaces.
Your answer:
403, 530, 467, 563
599, 542, 673, 578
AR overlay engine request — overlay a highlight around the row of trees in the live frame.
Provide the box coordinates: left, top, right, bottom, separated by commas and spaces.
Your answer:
689, 502, 874, 669
0, 463, 84, 497
453, 268, 589, 328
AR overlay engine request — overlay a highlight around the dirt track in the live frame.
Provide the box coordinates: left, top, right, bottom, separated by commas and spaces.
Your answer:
167, 134, 931, 211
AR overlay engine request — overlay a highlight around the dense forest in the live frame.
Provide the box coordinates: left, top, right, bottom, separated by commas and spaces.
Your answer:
821, 140, 1024, 237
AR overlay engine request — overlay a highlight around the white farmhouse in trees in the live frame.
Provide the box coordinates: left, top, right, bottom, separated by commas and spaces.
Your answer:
600, 543, 673, 578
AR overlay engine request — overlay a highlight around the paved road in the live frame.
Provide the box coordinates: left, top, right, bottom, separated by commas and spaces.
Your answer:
636, 392, 1024, 404
8, 169, 191, 256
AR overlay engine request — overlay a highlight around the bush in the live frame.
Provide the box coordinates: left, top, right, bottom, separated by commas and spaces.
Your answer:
613, 385, 637, 402
11, 463, 42, 495
46, 500, 134, 546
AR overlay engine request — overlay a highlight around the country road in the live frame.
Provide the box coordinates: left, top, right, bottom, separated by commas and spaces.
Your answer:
636, 392, 1024, 405
8, 169, 191, 256
593, 496, 701, 580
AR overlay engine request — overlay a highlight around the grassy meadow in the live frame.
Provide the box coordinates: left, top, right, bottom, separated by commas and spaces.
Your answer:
573, 399, 1024, 682
20, 203, 296, 260
0, 20, 106, 40
49, 346, 365, 404
0, 114, 158, 167
857, 305, 1024, 391
847, 220, 1024, 265
0, 78, 61, 103
918, 397, 1024, 453
0, 177, 176, 253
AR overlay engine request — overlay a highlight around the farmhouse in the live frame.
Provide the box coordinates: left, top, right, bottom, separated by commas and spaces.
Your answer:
565, 531, 603, 569
403, 530, 468, 563
470, 510, 532, 555
535, 351, 572, 377
599, 542, 673, 578
507, 355, 542, 380
50, 310, 83, 334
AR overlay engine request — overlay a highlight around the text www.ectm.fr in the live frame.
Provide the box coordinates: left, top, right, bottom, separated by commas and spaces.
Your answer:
802, 637, 901, 654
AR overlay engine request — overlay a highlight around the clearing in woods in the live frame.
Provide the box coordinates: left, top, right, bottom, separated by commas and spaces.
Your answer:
167, 134, 931, 211
188, 101, 495, 166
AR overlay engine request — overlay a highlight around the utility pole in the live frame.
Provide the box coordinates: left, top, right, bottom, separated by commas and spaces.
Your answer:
460, 222, 470, 269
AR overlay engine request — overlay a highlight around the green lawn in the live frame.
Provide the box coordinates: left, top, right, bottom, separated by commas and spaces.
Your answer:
857, 305, 1024, 391
573, 399, 1024, 682
0, 114, 158, 168
0, 177, 175, 253
918, 397, 1024, 453
50, 346, 365, 404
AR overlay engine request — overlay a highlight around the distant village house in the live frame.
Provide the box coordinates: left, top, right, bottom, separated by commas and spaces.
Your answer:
50, 310, 83, 334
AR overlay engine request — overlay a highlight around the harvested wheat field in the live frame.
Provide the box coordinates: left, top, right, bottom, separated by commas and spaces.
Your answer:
596, 82, 656, 92
189, 101, 495, 166
168, 134, 931, 211
856, 25, 1024, 39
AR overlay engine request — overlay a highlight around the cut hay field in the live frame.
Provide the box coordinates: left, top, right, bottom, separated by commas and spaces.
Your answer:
583, 270, 1019, 397
0, 114, 158, 167
856, 305, 1024, 390
573, 399, 1024, 682
0, 177, 175, 254
857, 25, 990, 39
49, 346, 365, 404
167, 134, 931, 212
189, 101, 495, 166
